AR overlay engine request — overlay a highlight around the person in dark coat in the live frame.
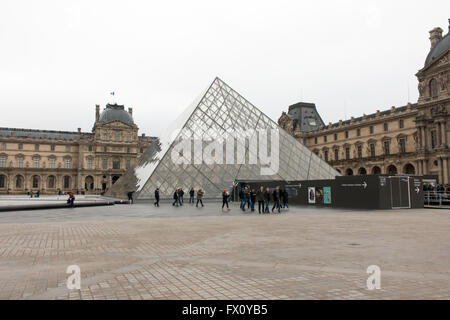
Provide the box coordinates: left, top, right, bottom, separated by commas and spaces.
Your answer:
256, 186, 264, 214
178, 188, 184, 205
67, 192, 75, 208
239, 188, 246, 211
250, 189, 256, 212
263, 187, 271, 213
222, 189, 230, 211
282, 189, 289, 209
127, 191, 134, 204
172, 188, 179, 206
154, 188, 160, 207
244, 186, 251, 209
272, 186, 281, 213
189, 188, 195, 204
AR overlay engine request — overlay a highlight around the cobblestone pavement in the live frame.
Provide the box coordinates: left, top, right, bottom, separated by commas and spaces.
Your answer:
0, 203, 448, 300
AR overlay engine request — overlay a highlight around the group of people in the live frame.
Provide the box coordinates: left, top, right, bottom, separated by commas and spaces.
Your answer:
153, 187, 205, 207
148, 185, 289, 213
423, 184, 450, 192
238, 185, 288, 214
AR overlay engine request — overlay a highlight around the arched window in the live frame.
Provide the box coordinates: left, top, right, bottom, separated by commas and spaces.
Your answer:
387, 165, 398, 175
47, 175, 56, 189
429, 78, 438, 98
0, 174, 6, 188
63, 176, 71, 189
345, 168, 354, 176
371, 166, 381, 175
32, 175, 39, 189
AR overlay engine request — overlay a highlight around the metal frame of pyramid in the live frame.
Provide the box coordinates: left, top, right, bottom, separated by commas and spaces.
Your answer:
110, 77, 340, 200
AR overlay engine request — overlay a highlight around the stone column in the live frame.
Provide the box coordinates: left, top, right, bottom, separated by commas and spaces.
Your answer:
437, 122, 442, 147
423, 128, 428, 150
418, 126, 423, 148
443, 157, 449, 184
441, 121, 447, 147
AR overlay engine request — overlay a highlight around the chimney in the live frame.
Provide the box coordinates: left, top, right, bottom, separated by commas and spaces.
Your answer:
78, 128, 81, 133
128, 108, 133, 116
95, 105, 100, 121
429, 27, 443, 49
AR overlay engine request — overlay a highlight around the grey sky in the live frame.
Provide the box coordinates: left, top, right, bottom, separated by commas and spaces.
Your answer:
1, 0, 449, 137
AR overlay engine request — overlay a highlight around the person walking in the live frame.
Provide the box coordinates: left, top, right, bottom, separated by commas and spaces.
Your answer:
179, 188, 184, 205
244, 186, 251, 210
250, 189, 256, 212
172, 188, 179, 206
256, 186, 264, 214
264, 187, 271, 213
154, 188, 160, 207
239, 187, 246, 211
222, 189, 230, 211
177, 188, 183, 206
196, 188, 204, 207
127, 191, 134, 204
67, 192, 75, 208
189, 188, 195, 204
282, 189, 289, 209
272, 186, 281, 213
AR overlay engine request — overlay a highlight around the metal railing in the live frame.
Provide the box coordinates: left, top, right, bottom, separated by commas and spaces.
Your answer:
424, 191, 450, 206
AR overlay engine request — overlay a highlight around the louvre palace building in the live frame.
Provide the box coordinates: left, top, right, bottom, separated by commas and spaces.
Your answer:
0, 103, 154, 194
279, 20, 450, 184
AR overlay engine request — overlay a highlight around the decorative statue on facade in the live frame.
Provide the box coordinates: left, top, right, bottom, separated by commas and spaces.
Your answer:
278, 112, 295, 134
418, 79, 426, 96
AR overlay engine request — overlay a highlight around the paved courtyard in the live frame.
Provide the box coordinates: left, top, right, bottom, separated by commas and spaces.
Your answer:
0, 202, 448, 300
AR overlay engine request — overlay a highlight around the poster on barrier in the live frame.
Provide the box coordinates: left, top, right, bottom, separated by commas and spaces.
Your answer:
323, 186, 331, 204
315, 187, 323, 203
308, 187, 315, 204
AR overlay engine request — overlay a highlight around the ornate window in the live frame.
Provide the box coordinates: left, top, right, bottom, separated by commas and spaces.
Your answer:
64, 158, 71, 169
357, 145, 362, 158
369, 143, 376, 157
345, 147, 350, 160
383, 140, 390, 155
0, 156, 6, 168
431, 130, 437, 149
47, 175, 55, 189
49, 158, 55, 169
102, 159, 107, 169
399, 138, 406, 153
50, 145, 55, 151
0, 175, 5, 188
345, 131, 349, 138
32, 175, 39, 188
323, 135, 327, 143
369, 126, 374, 134
383, 123, 388, 131
429, 78, 438, 98
87, 158, 93, 169
34, 144, 39, 151
324, 150, 328, 162
33, 157, 39, 168
1, 142, 6, 150
334, 133, 337, 141
112, 159, 120, 169
18, 143, 23, 150
63, 176, 70, 189
17, 157, 23, 168
334, 148, 339, 161
356, 128, 361, 136
399, 119, 404, 129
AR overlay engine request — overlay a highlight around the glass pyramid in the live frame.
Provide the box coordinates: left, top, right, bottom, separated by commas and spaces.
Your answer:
109, 77, 340, 200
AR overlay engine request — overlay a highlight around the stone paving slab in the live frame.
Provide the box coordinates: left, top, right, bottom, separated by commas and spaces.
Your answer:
0, 203, 448, 300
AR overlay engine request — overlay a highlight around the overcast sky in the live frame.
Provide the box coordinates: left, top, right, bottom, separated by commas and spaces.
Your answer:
1, 0, 449, 137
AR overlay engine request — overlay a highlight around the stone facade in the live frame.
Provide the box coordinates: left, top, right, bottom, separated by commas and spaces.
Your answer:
279, 20, 450, 184
0, 103, 155, 195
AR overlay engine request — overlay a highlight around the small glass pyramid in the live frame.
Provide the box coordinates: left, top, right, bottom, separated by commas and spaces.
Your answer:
109, 77, 340, 199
